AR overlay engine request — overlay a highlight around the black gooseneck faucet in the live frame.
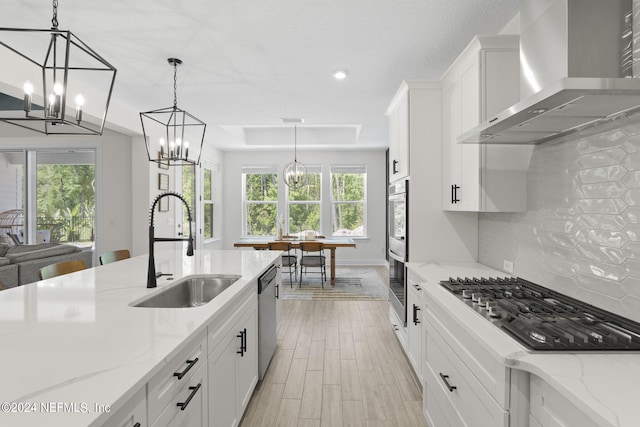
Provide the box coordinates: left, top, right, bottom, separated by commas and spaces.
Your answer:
148, 191, 194, 288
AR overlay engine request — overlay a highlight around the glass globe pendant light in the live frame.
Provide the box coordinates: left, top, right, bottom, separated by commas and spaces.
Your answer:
283, 125, 308, 189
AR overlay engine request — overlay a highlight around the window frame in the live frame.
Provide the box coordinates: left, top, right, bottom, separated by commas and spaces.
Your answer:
329, 165, 367, 238
242, 165, 279, 237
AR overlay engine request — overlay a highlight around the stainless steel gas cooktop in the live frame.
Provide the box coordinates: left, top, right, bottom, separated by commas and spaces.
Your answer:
440, 277, 640, 351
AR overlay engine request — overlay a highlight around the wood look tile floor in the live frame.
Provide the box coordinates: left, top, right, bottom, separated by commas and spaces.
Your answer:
239, 297, 428, 427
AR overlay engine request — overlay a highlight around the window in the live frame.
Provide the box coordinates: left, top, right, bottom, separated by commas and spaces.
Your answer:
0, 149, 96, 247
330, 165, 366, 237
287, 166, 321, 236
243, 166, 278, 236
203, 167, 214, 239
182, 165, 195, 238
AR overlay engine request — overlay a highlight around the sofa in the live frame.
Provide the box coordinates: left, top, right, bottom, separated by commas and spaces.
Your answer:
0, 243, 93, 289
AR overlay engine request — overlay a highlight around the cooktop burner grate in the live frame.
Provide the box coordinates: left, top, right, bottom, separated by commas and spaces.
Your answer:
440, 277, 640, 351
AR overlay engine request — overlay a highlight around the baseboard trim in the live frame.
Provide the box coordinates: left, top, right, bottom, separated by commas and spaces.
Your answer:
334, 259, 387, 266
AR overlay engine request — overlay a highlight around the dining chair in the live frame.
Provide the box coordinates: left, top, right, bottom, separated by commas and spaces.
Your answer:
39, 260, 87, 280
298, 241, 327, 288
267, 241, 298, 286
99, 249, 131, 265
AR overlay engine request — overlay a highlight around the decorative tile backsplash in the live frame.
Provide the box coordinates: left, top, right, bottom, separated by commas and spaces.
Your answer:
479, 116, 640, 323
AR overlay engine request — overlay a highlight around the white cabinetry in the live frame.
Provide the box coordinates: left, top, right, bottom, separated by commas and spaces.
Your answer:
208, 290, 258, 427
529, 375, 598, 427
387, 88, 409, 181
153, 364, 208, 427
423, 280, 529, 427
101, 387, 146, 427
442, 35, 531, 212
148, 332, 208, 427
406, 269, 425, 383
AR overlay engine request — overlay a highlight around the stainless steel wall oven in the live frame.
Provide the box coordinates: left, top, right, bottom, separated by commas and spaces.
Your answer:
388, 179, 408, 325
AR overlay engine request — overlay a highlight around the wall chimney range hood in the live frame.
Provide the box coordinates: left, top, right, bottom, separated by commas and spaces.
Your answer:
459, 0, 640, 145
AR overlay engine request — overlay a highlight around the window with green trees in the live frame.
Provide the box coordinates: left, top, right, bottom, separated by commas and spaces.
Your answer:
203, 167, 213, 239
331, 165, 366, 237
36, 151, 96, 246
243, 166, 278, 236
287, 166, 321, 235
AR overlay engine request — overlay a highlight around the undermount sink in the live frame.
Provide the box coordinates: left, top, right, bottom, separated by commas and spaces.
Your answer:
131, 275, 241, 308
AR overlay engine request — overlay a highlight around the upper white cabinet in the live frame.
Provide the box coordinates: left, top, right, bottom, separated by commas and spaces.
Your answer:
387, 86, 409, 180
442, 35, 531, 212
386, 81, 439, 182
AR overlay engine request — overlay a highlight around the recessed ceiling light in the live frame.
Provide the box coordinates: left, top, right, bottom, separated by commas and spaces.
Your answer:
332, 70, 348, 80
281, 118, 304, 124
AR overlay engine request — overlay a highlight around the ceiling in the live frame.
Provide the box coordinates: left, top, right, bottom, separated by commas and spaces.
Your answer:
1, 0, 519, 151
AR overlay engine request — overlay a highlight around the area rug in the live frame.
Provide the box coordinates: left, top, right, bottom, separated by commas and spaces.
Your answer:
281, 267, 389, 300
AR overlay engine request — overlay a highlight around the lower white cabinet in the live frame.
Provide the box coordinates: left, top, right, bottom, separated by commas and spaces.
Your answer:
153, 363, 208, 427
529, 375, 597, 427
101, 387, 146, 427
406, 270, 425, 383
208, 292, 258, 427
424, 320, 508, 427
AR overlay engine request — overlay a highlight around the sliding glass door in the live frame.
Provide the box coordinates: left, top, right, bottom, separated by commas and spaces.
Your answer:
0, 149, 96, 248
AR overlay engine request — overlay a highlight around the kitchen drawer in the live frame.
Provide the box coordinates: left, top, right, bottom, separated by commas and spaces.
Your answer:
425, 322, 508, 427
426, 297, 510, 407
424, 366, 462, 427
208, 289, 255, 356
100, 386, 146, 427
152, 362, 208, 427
529, 374, 598, 427
148, 331, 207, 424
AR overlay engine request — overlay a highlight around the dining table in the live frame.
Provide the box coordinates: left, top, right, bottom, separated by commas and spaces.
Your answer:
233, 236, 356, 286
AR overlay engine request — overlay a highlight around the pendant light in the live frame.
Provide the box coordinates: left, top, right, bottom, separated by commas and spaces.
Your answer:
0, 0, 117, 135
140, 58, 206, 167
283, 125, 308, 189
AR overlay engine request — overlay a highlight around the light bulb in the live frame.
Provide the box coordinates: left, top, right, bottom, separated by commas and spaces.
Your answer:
53, 82, 64, 95
176, 138, 182, 147
159, 138, 166, 147
75, 94, 85, 106
23, 81, 34, 95
48, 93, 55, 104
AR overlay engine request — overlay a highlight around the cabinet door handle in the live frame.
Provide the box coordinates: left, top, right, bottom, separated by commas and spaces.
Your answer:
412, 304, 421, 325
242, 328, 247, 353
393, 159, 399, 174
133, 423, 141, 427
451, 184, 461, 203
439, 373, 457, 392
176, 383, 202, 411
237, 330, 245, 357
275, 282, 279, 299
174, 358, 199, 380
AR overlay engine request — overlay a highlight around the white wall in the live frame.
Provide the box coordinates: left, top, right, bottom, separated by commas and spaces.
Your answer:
222, 149, 387, 265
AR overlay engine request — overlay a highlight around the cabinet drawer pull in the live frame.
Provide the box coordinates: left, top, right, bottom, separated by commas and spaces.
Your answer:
413, 304, 421, 325
176, 383, 202, 411
393, 159, 399, 174
439, 373, 457, 392
133, 423, 141, 427
174, 358, 199, 380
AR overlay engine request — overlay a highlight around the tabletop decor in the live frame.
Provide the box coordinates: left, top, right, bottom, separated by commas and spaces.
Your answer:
0, 0, 117, 135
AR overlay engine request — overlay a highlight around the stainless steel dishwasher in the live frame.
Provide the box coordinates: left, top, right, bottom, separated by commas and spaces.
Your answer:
258, 265, 278, 380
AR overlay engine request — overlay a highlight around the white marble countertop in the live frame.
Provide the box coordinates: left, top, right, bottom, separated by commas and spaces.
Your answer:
407, 261, 640, 427
0, 247, 279, 427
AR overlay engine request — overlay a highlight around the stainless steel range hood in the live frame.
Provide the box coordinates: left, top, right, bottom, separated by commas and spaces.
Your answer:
459, 0, 640, 145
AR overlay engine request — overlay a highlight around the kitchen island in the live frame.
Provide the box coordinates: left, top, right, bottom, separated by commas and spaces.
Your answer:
0, 247, 280, 427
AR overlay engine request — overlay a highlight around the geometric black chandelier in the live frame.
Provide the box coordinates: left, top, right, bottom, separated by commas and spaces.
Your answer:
0, 0, 117, 135
140, 58, 206, 167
